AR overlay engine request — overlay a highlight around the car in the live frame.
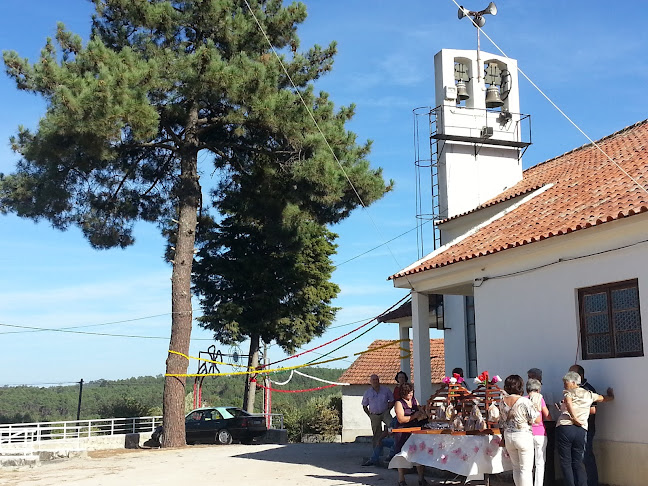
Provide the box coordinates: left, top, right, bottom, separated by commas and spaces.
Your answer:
151, 407, 267, 445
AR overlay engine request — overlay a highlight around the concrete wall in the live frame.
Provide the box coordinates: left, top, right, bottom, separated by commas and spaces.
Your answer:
341, 385, 393, 443
473, 220, 648, 486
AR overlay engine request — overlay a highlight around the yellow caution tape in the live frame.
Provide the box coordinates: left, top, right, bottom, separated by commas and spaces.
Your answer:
165, 353, 347, 377
168, 350, 250, 369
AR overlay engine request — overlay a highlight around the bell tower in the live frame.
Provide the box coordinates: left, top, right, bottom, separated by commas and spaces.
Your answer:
433, 48, 529, 222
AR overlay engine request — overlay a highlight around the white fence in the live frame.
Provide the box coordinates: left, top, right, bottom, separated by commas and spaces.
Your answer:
0, 413, 284, 447
0, 416, 162, 446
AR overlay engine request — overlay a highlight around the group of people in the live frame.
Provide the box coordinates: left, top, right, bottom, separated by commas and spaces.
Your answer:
361, 365, 613, 486
499, 366, 613, 486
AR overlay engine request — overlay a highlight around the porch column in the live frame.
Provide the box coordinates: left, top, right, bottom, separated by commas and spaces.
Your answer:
411, 291, 431, 403
398, 324, 410, 376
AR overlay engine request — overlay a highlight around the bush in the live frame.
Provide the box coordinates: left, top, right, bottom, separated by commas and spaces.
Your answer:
281, 395, 341, 442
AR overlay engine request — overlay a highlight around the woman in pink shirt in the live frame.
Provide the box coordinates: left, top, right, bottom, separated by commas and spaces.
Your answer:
525, 378, 551, 486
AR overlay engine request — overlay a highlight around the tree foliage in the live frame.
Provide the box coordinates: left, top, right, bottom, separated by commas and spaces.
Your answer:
1, 0, 390, 441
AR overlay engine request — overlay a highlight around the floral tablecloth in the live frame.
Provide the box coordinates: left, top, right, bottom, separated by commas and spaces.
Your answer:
388, 433, 512, 482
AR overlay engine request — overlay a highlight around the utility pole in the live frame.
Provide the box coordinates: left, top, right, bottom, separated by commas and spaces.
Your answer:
263, 342, 271, 429
76, 379, 84, 421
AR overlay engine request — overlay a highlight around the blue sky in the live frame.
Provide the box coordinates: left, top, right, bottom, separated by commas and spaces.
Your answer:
1, 1, 646, 386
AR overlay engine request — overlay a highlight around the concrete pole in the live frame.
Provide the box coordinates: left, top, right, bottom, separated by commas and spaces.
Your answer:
411, 292, 432, 404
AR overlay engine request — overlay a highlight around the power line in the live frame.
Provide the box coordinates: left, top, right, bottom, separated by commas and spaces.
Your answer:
0, 321, 215, 341
0, 312, 182, 336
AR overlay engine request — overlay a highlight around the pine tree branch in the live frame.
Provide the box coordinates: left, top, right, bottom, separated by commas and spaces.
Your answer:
162, 121, 183, 146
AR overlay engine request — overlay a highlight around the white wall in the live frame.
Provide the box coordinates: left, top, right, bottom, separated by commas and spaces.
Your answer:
474, 236, 648, 445
341, 385, 394, 443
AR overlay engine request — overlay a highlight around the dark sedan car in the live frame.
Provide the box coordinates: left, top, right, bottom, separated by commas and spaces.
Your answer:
152, 407, 267, 445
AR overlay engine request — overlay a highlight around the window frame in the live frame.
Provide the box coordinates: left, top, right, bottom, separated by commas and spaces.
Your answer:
578, 278, 644, 360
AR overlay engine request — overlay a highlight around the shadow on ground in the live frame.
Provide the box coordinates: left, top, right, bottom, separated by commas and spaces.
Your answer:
232, 442, 399, 485
232, 442, 512, 486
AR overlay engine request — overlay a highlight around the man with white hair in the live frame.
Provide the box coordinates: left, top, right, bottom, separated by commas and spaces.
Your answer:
361, 374, 394, 460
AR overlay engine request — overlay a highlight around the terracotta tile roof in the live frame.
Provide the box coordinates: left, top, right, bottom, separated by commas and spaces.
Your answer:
391, 119, 648, 279
338, 339, 445, 385
377, 295, 443, 322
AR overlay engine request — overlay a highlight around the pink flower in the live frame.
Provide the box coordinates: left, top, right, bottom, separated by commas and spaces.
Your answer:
419, 442, 426, 451
492, 436, 501, 445
408, 444, 417, 454
427, 447, 434, 456
441, 454, 448, 464
442, 376, 451, 384
491, 375, 502, 384
452, 447, 462, 455
473, 446, 480, 453
461, 454, 469, 461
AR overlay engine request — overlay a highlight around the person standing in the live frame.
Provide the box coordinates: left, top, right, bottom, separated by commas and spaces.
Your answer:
361, 374, 394, 451
569, 364, 603, 486
525, 378, 551, 486
556, 371, 614, 486
499, 375, 540, 486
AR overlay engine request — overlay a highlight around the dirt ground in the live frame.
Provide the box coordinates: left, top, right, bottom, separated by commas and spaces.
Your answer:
0, 442, 505, 486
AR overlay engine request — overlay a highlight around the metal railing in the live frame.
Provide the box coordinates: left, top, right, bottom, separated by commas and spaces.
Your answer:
0, 413, 284, 446
0, 416, 162, 445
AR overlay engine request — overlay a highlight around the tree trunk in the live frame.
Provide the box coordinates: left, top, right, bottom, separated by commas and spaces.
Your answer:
162, 106, 201, 448
242, 333, 260, 413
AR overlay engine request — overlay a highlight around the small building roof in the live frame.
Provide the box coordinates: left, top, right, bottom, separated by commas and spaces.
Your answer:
377, 295, 443, 323
338, 339, 445, 385
391, 119, 648, 279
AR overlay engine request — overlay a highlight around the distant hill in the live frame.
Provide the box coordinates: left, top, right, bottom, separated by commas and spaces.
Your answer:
0, 368, 346, 423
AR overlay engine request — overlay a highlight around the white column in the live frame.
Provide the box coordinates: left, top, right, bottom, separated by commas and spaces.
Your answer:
399, 324, 410, 376
443, 295, 468, 376
412, 291, 432, 403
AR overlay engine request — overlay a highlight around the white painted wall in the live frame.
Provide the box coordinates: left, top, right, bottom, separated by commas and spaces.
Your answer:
474, 239, 647, 442
341, 385, 394, 443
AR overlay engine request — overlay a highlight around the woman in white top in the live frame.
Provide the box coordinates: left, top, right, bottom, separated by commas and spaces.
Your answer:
499, 375, 541, 486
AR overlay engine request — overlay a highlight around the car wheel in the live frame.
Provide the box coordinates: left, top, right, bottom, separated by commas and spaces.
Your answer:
216, 429, 233, 445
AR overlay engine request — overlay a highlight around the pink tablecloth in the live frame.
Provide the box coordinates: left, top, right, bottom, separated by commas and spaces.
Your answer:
388, 433, 512, 482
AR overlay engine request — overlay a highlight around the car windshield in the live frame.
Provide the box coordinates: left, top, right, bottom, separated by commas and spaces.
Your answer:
226, 408, 250, 417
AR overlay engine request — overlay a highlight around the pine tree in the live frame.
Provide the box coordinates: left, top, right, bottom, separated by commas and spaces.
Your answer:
1, 0, 390, 444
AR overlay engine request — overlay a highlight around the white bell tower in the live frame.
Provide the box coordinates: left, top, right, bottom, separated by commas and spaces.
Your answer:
432, 48, 529, 221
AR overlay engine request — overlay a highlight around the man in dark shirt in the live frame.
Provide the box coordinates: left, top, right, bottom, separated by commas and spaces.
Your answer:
569, 365, 598, 486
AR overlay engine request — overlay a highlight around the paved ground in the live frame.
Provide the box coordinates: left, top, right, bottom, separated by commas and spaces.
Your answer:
0, 443, 505, 486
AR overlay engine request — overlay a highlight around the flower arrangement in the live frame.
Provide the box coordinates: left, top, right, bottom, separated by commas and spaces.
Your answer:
442, 373, 465, 385
473, 371, 501, 387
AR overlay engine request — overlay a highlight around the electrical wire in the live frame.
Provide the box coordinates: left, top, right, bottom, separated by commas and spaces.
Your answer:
0, 312, 186, 336
0, 321, 215, 341
264, 293, 409, 367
